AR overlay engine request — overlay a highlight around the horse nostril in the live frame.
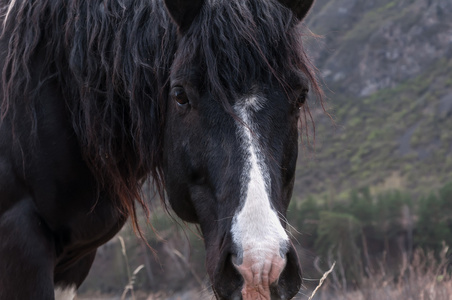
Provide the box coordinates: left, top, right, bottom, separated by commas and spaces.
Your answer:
212, 252, 244, 299
231, 254, 242, 266
277, 245, 303, 299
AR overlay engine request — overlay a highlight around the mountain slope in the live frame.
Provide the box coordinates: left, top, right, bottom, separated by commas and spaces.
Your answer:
294, 0, 452, 200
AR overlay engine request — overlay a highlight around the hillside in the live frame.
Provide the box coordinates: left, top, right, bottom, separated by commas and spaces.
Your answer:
294, 0, 452, 200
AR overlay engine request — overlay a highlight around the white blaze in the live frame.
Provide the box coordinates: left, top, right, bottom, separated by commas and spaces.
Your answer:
231, 96, 289, 262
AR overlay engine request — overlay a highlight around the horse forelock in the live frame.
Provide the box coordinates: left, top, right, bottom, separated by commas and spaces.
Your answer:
172, 0, 323, 117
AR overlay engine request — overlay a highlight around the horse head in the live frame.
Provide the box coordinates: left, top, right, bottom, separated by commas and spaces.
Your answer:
162, 0, 317, 299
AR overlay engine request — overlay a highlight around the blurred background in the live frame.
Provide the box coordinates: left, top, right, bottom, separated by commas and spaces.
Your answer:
78, 0, 452, 299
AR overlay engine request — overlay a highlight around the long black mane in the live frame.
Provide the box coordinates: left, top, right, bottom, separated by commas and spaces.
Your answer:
1, 0, 177, 226
0, 0, 321, 226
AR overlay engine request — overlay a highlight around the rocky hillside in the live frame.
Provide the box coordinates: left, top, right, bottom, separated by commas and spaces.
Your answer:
294, 0, 452, 200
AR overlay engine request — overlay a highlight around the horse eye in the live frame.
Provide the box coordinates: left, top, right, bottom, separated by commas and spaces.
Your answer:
171, 86, 189, 106
297, 93, 307, 109
294, 88, 308, 110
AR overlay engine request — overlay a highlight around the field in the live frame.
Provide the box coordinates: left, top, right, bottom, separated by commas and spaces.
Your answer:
77, 242, 452, 300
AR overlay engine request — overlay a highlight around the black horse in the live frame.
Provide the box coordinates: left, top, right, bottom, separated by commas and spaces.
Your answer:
0, 0, 322, 299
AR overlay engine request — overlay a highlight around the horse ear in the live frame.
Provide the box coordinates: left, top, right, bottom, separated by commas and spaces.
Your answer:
278, 0, 315, 21
164, 0, 205, 33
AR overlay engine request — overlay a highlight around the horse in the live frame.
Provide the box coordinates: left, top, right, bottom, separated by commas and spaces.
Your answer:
0, 0, 322, 299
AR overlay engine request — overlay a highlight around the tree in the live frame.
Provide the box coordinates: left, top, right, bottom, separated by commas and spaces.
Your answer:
315, 211, 363, 285
416, 182, 452, 253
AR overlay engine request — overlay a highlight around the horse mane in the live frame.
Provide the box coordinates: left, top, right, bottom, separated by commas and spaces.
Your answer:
0, 0, 322, 229
1, 0, 177, 228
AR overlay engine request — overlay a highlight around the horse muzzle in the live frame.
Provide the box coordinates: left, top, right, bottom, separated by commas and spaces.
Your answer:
211, 243, 302, 300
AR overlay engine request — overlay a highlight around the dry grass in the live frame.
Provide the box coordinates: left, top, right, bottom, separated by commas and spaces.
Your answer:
299, 244, 452, 300
78, 243, 452, 300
